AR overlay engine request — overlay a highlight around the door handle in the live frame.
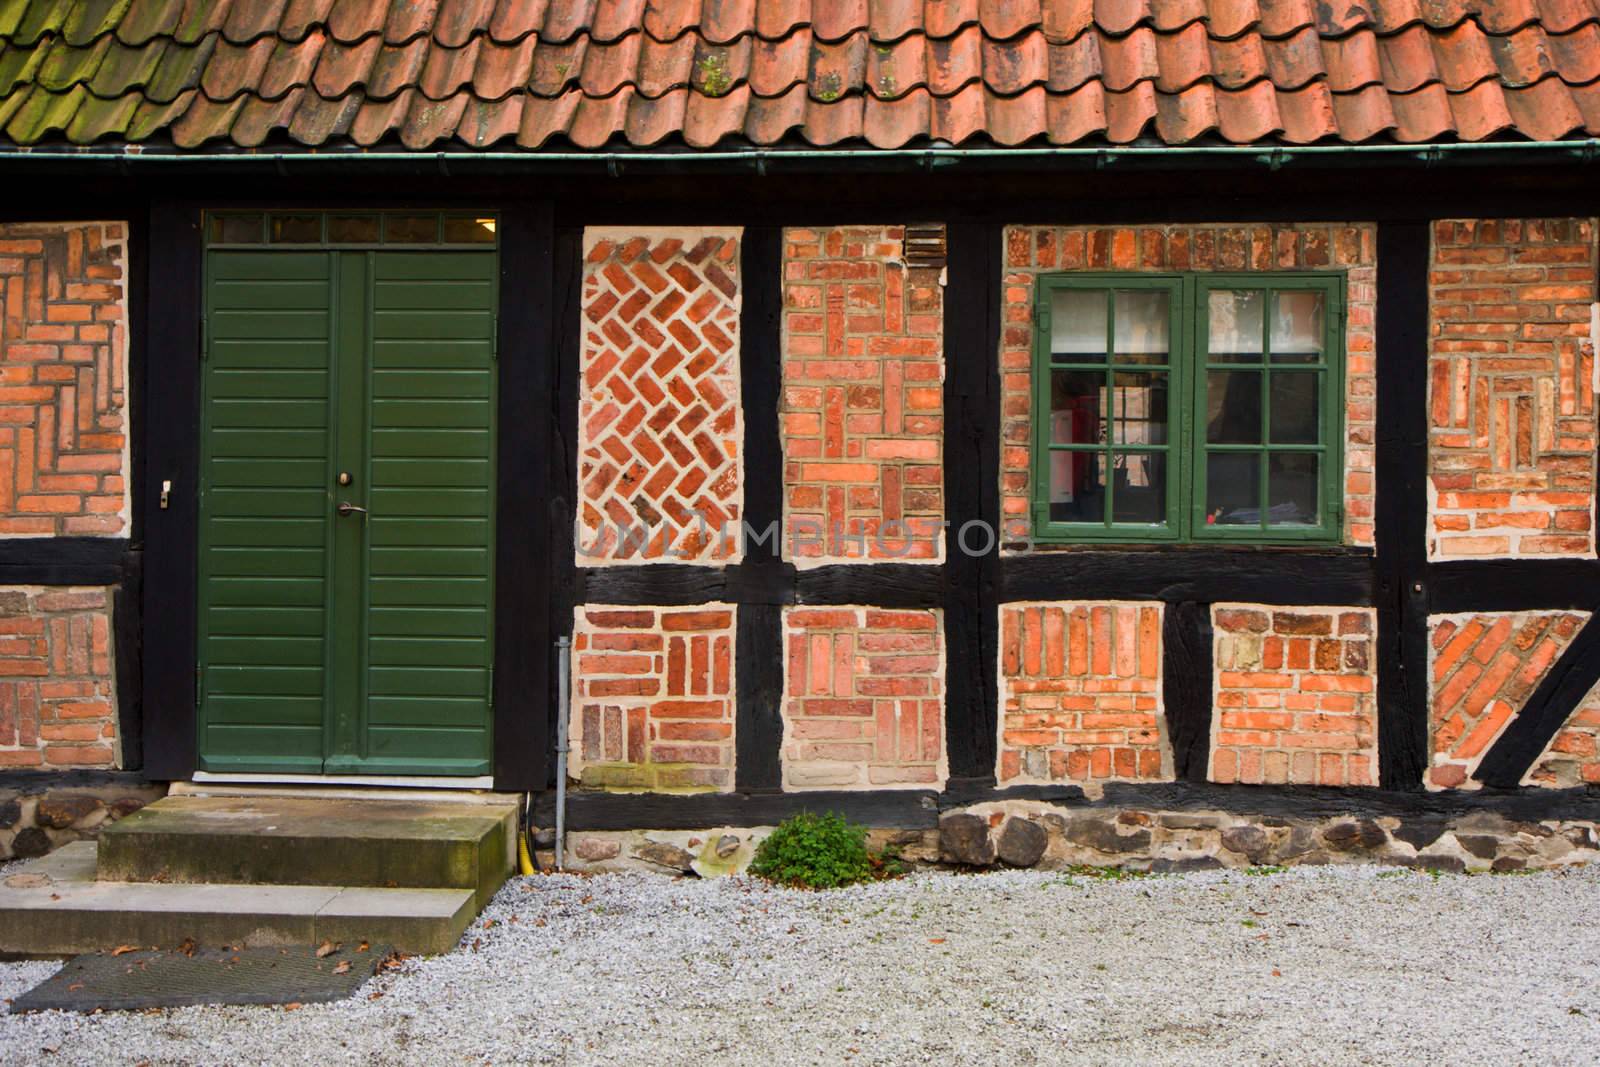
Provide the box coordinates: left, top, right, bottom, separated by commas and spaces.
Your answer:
336, 502, 368, 517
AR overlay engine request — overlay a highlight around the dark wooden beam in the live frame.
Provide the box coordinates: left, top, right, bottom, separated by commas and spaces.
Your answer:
1001, 549, 1375, 605
491, 201, 552, 791
0, 537, 129, 585
1429, 559, 1600, 613
1474, 617, 1600, 788
547, 226, 583, 790
138, 201, 202, 781
1162, 601, 1214, 781
112, 550, 144, 771
1372, 221, 1432, 790
734, 226, 785, 792
534, 778, 1600, 832
942, 222, 1004, 780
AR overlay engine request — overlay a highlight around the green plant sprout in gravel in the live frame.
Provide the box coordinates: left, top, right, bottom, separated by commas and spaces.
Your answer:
748, 811, 902, 889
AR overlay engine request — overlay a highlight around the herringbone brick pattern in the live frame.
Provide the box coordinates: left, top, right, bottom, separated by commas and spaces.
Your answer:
781, 607, 946, 789
782, 226, 944, 564
578, 229, 742, 564
570, 604, 736, 792
0, 222, 128, 536
1525, 677, 1600, 788
1428, 610, 1590, 789
1428, 218, 1598, 560
998, 602, 1170, 785
0, 587, 116, 769
1210, 605, 1378, 786
1000, 223, 1377, 547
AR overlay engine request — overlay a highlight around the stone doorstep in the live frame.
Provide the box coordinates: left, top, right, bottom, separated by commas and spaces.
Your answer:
0, 843, 477, 958
96, 794, 518, 911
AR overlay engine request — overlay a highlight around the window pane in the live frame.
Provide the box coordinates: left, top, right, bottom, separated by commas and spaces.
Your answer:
1050, 370, 1104, 444
1207, 290, 1264, 362
328, 215, 381, 243
1206, 453, 1261, 527
1268, 453, 1320, 525
1270, 372, 1320, 444
1271, 291, 1324, 363
1049, 452, 1105, 523
1111, 452, 1166, 524
1110, 370, 1167, 445
1206, 370, 1262, 444
443, 216, 497, 244
1051, 290, 1107, 361
209, 214, 263, 243
269, 215, 321, 243
385, 215, 438, 243
1113, 290, 1169, 364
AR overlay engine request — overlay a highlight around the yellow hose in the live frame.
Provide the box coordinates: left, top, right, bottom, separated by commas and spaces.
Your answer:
518, 830, 536, 876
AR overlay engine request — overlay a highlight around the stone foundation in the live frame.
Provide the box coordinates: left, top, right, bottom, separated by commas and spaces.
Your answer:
0, 772, 164, 860
558, 803, 1600, 876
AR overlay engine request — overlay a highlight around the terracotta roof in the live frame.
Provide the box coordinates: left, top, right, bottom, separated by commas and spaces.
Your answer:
1, 0, 1599, 150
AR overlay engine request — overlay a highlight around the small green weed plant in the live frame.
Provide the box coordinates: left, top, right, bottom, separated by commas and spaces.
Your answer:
749, 811, 901, 889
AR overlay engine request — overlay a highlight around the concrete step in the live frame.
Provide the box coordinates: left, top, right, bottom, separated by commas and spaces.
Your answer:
0, 843, 477, 957
96, 794, 518, 911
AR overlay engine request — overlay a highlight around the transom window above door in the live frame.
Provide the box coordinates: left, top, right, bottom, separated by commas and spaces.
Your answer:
1032, 273, 1345, 544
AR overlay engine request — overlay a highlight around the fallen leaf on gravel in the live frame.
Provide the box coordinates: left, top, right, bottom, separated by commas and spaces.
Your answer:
472, 938, 482, 953
368, 991, 383, 1001
1272, 969, 1282, 977
66, 983, 83, 992
111, 945, 136, 956
358, 941, 369, 952
928, 938, 945, 944
179, 938, 196, 957
315, 941, 338, 958
333, 961, 351, 975
283, 1002, 302, 1012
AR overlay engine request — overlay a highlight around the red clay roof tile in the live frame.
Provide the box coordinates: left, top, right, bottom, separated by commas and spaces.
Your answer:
3, 0, 1599, 148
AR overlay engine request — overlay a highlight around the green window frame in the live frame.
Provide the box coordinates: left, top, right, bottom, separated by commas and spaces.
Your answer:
1030, 272, 1346, 545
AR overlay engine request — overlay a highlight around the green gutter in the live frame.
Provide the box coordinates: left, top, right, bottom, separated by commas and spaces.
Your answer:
0, 139, 1596, 173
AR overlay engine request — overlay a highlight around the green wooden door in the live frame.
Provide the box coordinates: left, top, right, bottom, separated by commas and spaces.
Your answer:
198, 249, 496, 776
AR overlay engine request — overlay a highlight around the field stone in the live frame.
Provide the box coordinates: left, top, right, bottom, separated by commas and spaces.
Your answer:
714, 835, 740, 859
1064, 816, 1151, 854
1323, 820, 1387, 852
0, 800, 18, 830
573, 838, 620, 862
1392, 817, 1450, 852
35, 796, 99, 829
9, 828, 49, 859
1220, 825, 1269, 862
996, 818, 1047, 867
939, 814, 994, 866
1457, 835, 1501, 860
634, 841, 694, 872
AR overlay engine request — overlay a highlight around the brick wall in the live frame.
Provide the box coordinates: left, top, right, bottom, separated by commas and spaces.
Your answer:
781, 607, 945, 789
782, 226, 944, 564
1525, 678, 1600, 788
1427, 218, 1598, 560
1428, 610, 1589, 789
1210, 605, 1377, 786
0, 587, 117, 769
570, 605, 736, 792
0, 222, 129, 536
1000, 223, 1377, 547
578, 228, 742, 564
997, 601, 1170, 785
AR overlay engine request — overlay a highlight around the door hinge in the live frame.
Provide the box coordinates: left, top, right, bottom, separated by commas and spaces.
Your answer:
199, 314, 208, 361
491, 313, 499, 359
194, 665, 203, 705
487, 665, 495, 711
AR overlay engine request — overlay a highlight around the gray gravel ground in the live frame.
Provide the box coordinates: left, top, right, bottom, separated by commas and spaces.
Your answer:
2, 860, 1599, 1066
